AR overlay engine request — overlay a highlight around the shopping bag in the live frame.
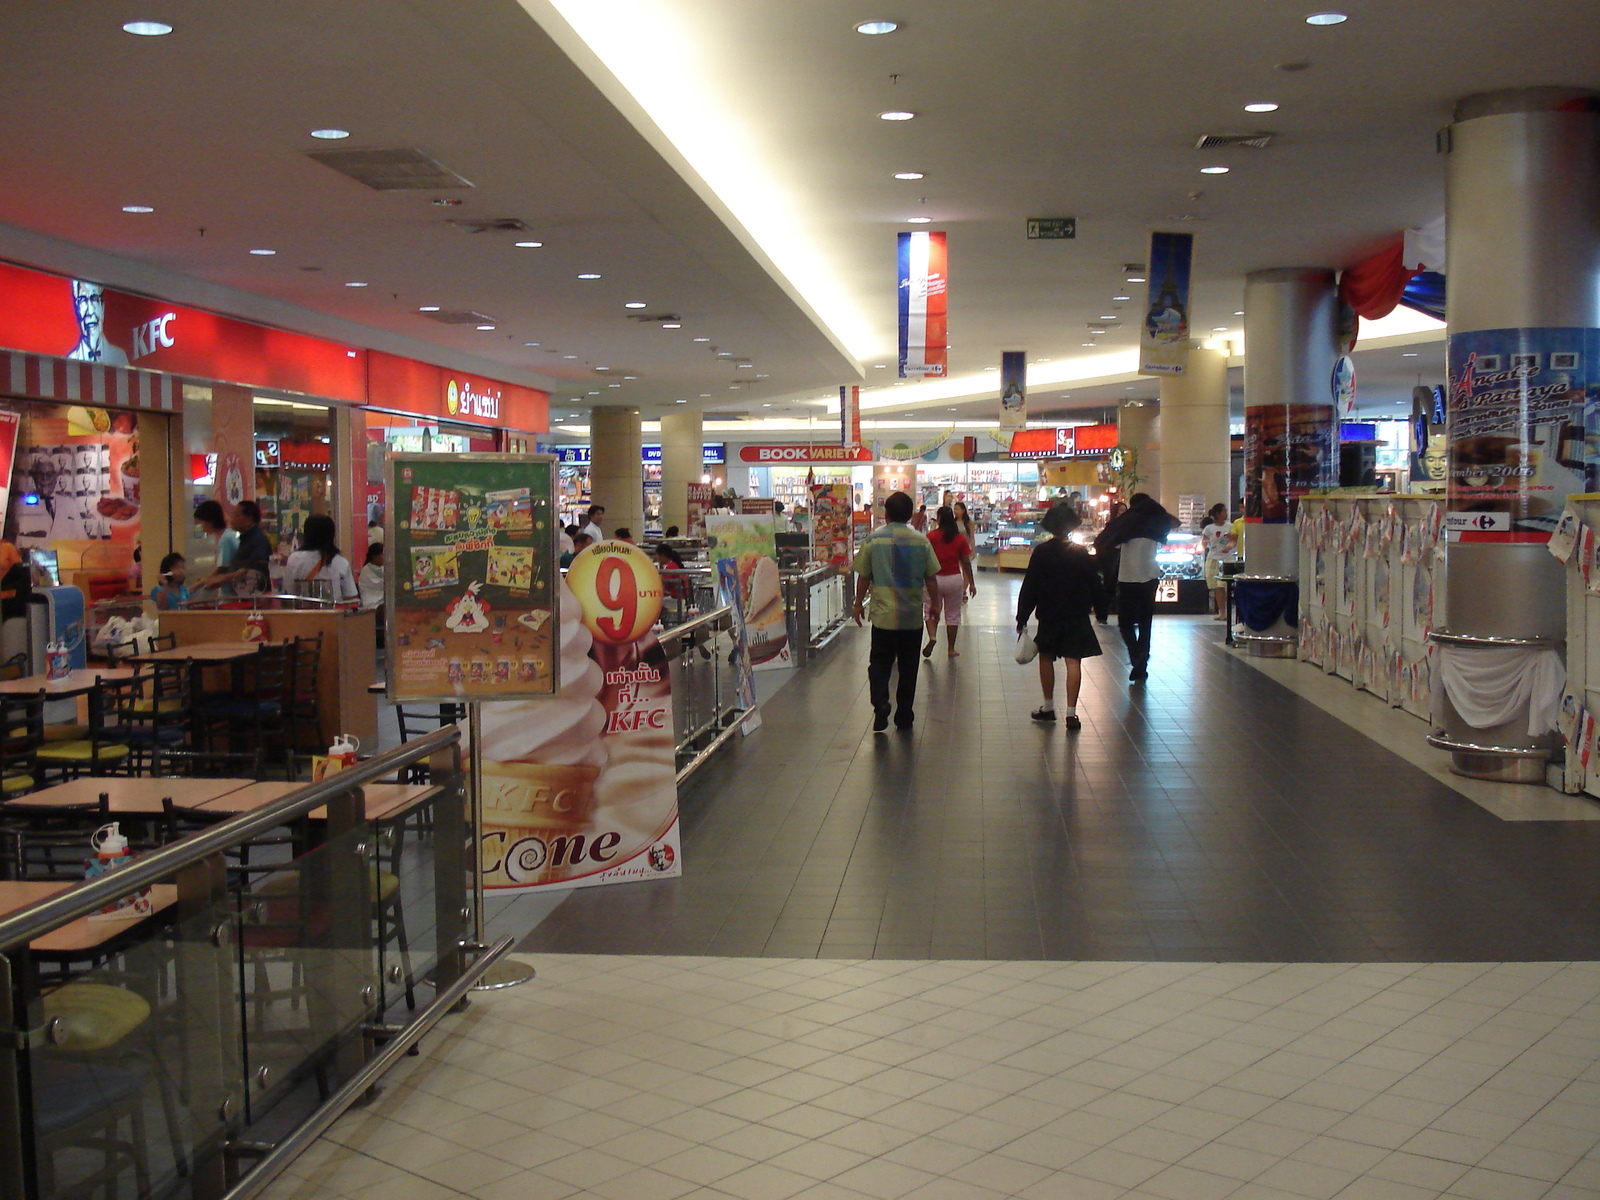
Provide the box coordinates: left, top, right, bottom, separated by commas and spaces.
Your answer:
1014, 628, 1039, 665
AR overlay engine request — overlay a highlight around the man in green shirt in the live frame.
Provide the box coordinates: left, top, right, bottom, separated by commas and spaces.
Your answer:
852, 491, 941, 732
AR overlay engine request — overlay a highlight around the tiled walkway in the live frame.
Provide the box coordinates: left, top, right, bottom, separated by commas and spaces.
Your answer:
265, 954, 1600, 1200
521, 582, 1600, 962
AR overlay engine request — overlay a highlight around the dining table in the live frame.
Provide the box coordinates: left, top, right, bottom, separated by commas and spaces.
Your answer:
195, 779, 438, 822
0, 667, 136, 699
3, 776, 259, 815
0, 880, 179, 954
127, 640, 287, 665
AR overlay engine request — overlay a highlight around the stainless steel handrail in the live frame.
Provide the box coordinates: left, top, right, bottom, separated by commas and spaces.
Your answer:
782, 562, 838, 586
181, 594, 345, 609
1233, 574, 1297, 583
658, 605, 732, 650
0, 724, 462, 953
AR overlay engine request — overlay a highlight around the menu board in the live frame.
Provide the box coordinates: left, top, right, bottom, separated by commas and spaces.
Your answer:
386, 453, 558, 701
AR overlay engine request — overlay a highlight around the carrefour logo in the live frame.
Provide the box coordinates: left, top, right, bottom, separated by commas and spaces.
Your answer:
445, 378, 501, 420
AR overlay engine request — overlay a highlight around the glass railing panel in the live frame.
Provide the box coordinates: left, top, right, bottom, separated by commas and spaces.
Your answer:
12, 880, 244, 1200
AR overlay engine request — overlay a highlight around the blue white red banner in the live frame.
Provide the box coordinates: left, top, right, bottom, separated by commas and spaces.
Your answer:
840, 384, 861, 448
1139, 232, 1193, 377
898, 231, 948, 378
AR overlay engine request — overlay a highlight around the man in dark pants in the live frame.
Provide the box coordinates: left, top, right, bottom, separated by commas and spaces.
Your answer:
1094, 492, 1176, 683
852, 491, 941, 732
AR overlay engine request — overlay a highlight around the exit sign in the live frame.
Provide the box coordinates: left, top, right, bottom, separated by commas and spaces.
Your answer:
1026, 217, 1076, 240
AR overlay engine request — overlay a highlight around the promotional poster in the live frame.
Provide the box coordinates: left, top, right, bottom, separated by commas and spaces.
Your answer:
474, 546, 681, 891
898, 230, 949, 379
1139, 232, 1193, 377
386, 453, 558, 701
840, 384, 862, 448
7, 406, 138, 568
715, 557, 761, 732
1445, 328, 1594, 542
810, 482, 855, 571
686, 482, 714, 538
999, 351, 1027, 431
706, 514, 790, 669
1242, 405, 1337, 523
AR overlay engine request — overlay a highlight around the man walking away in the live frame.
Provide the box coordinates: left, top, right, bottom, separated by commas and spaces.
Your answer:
852, 491, 940, 732
1094, 492, 1176, 683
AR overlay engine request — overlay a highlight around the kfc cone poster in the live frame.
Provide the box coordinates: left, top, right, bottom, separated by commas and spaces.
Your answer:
706, 514, 790, 670
473, 540, 681, 891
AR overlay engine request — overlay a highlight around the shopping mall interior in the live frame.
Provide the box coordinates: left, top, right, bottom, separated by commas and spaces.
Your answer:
2, 3, 1600, 1200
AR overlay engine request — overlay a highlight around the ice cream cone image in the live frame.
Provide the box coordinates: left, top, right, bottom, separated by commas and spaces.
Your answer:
480, 760, 601, 886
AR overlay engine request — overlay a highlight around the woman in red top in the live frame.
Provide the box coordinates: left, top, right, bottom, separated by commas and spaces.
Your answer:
923, 505, 977, 659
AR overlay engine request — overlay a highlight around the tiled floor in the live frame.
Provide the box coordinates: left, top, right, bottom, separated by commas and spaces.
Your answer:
263, 953, 1600, 1200
520, 580, 1600, 962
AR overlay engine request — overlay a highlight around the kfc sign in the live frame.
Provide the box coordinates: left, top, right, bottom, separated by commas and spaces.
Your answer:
129, 312, 177, 360
445, 376, 501, 421
738, 444, 876, 463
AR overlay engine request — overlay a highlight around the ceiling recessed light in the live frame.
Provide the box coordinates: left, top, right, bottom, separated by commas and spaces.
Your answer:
1083, 342, 1096, 346
700, 393, 710, 398
624, 375, 638, 380
873, 364, 887, 368
1099, 315, 1118, 321
553, 417, 564, 422
562, 354, 578, 359
248, 249, 276, 256
692, 337, 710, 343
310, 128, 350, 140
577, 273, 602, 280
661, 322, 682, 329
122, 20, 172, 36
608, 383, 622, 388
121, 205, 154, 214
345, 281, 368, 288
595, 366, 610, 371
418, 305, 440, 312
623, 302, 647, 309
1200, 166, 1230, 175
675, 399, 687, 404
1126, 275, 1147, 283
894, 171, 924, 180
1212, 326, 1229, 331
879, 111, 916, 122
1244, 103, 1280, 114
762, 403, 772, 408
514, 241, 543, 249
524, 341, 540, 347
1402, 352, 1419, 357
983, 366, 998, 372
1234, 310, 1245, 315
476, 324, 496, 331
1306, 12, 1348, 24
587, 391, 599, 395
855, 20, 898, 34
1112, 294, 1130, 301
906, 216, 932, 224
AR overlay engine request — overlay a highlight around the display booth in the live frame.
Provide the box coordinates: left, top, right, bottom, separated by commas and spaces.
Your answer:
1297, 495, 1444, 722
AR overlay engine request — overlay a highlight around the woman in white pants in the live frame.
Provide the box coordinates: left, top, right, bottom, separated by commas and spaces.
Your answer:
923, 506, 977, 658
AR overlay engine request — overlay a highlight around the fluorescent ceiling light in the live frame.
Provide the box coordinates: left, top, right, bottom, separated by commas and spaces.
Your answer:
1099, 315, 1118, 321
1244, 103, 1279, 113
624, 301, 647, 308
418, 305, 440, 312
854, 20, 898, 34
248, 249, 276, 256
476, 324, 496, 330
894, 172, 924, 180
345, 281, 368, 288
1126, 275, 1146, 282
1306, 12, 1348, 24
310, 128, 350, 140
693, 337, 710, 342
524, 341, 540, 346
121, 205, 154, 214
879, 111, 916, 121
1402, 352, 1419, 357
514, 241, 543, 248
1112, 294, 1130, 301
1200, 166, 1230, 175
1235, 310, 1245, 315
577, 273, 602, 280
661, 322, 682, 329
906, 216, 932, 224
122, 20, 172, 35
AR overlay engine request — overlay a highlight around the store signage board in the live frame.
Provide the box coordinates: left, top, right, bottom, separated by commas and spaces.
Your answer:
550, 444, 725, 465
1006, 424, 1119, 459
1026, 217, 1076, 240
254, 439, 280, 469
385, 452, 559, 703
739, 444, 875, 463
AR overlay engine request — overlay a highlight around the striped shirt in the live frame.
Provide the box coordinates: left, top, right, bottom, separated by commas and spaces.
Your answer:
853, 521, 940, 630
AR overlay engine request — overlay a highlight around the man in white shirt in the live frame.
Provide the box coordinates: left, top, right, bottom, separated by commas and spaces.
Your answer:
581, 505, 605, 543
1093, 493, 1176, 684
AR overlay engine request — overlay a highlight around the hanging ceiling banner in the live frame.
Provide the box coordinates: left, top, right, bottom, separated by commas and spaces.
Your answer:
898, 231, 948, 378
839, 384, 861, 448
999, 351, 1027, 430
1139, 231, 1193, 377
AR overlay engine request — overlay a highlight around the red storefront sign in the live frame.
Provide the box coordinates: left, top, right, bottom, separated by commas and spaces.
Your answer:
1008, 423, 1118, 459
738, 444, 876, 463
368, 353, 547, 433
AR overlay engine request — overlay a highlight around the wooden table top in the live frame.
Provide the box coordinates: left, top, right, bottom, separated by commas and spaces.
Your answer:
129, 641, 284, 664
0, 881, 179, 953
195, 779, 436, 822
0, 668, 136, 697
6, 776, 256, 813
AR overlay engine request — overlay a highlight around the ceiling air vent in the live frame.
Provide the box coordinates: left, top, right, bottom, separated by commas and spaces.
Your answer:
446, 217, 530, 234
305, 148, 474, 191
422, 309, 499, 326
1193, 132, 1275, 150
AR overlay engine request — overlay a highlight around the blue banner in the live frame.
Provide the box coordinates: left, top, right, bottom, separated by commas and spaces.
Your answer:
1139, 232, 1193, 376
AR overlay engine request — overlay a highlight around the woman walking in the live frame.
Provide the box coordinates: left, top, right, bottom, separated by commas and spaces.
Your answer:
1200, 502, 1234, 620
923, 505, 976, 659
952, 500, 977, 549
1017, 505, 1106, 730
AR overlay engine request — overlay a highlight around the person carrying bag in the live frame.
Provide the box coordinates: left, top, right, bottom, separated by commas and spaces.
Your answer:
1016, 506, 1107, 730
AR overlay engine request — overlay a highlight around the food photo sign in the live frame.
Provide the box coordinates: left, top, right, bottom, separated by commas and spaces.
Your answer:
706, 513, 790, 670
385, 452, 559, 701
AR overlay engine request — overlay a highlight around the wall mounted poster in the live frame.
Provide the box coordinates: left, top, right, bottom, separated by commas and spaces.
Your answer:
707, 513, 790, 670
386, 452, 558, 701
472, 540, 681, 891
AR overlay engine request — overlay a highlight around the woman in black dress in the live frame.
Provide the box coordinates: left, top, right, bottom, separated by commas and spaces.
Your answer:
1016, 505, 1107, 730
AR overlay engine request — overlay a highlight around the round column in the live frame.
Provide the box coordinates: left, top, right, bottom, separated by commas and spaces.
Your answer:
588, 405, 643, 539
1433, 87, 1599, 782
1117, 402, 1161, 503
659, 408, 703, 536
1239, 268, 1339, 656
1158, 344, 1230, 524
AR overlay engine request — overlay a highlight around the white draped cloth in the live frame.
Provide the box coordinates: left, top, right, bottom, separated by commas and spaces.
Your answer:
1433, 644, 1565, 736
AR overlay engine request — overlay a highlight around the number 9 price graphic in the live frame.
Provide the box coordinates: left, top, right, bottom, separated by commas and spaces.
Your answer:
565, 540, 664, 645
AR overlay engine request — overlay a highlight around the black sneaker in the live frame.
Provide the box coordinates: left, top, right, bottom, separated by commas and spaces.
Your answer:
873, 709, 890, 733
1031, 707, 1056, 722
1064, 714, 1082, 731
1130, 667, 1148, 683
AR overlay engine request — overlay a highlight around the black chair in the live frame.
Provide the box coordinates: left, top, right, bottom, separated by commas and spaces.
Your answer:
123, 660, 193, 773
0, 688, 45, 799
35, 677, 140, 782
199, 643, 292, 774
393, 704, 463, 781
285, 633, 325, 756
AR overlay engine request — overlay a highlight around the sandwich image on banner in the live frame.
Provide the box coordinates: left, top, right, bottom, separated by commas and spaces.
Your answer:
898, 230, 948, 379
1140, 231, 1193, 377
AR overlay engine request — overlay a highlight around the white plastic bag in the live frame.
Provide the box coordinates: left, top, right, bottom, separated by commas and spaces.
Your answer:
1014, 628, 1039, 665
